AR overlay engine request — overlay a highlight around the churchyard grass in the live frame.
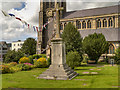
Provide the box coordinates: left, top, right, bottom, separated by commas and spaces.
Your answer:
2, 64, 118, 88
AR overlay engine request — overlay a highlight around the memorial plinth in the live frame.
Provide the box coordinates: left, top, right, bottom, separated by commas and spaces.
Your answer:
37, 38, 78, 80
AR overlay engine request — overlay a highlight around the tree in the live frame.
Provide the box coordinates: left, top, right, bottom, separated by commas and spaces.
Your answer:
4, 50, 24, 63
66, 51, 81, 69
21, 38, 37, 55
62, 22, 83, 56
82, 33, 109, 63
114, 47, 120, 64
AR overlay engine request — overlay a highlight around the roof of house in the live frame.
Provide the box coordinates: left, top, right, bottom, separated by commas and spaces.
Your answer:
79, 28, 120, 41
63, 5, 120, 19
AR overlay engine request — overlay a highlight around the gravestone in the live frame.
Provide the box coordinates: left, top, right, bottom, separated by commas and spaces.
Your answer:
37, 3, 78, 80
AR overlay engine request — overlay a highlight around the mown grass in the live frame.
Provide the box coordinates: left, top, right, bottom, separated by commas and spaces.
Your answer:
2, 64, 118, 88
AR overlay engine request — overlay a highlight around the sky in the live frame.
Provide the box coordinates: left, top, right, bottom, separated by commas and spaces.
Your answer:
0, 0, 120, 42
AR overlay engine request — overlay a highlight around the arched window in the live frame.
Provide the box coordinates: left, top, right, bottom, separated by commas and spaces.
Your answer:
82, 21, 86, 29
46, 2, 49, 8
97, 19, 101, 28
107, 44, 115, 54
76, 20, 81, 29
51, 2, 55, 8
87, 20, 91, 28
108, 18, 113, 27
60, 23, 63, 30
103, 19, 107, 27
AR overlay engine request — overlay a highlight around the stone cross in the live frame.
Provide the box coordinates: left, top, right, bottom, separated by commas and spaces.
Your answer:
38, 2, 78, 80
48, 3, 64, 38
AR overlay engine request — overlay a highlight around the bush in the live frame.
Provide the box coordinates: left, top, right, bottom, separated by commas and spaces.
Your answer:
22, 64, 31, 71
83, 33, 109, 63
19, 57, 30, 64
114, 47, 120, 64
28, 55, 34, 64
66, 51, 82, 69
16, 64, 31, 71
34, 57, 47, 68
9, 62, 17, 66
47, 58, 51, 67
4, 50, 24, 63
9, 66, 22, 73
1, 65, 10, 74
33, 54, 47, 59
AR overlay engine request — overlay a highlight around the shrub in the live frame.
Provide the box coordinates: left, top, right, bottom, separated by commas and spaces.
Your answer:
66, 51, 82, 69
114, 47, 120, 64
22, 64, 31, 71
4, 50, 24, 63
9, 66, 22, 73
83, 33, 109, 63
28, 55, 34, 64
34, 57, 47, 68
16, 64, 31, 71
9, 62, 17, 66
24, 63, 33, 66
47, 58, 51, 67
19, 57, 30, 64
33, 54, 47, 59
1, 65, 10, 74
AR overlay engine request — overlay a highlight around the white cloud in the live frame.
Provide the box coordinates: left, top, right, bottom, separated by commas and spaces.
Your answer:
1, 1, 39, 42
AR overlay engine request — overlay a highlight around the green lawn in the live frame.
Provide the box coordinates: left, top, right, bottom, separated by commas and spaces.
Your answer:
1, 64, 119, 88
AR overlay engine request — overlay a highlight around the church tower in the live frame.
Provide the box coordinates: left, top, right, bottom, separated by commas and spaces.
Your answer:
36, 0, 66, 54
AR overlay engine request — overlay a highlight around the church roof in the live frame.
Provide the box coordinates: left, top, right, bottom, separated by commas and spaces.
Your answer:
63, 5, 120, 19
79, 28, 120, 41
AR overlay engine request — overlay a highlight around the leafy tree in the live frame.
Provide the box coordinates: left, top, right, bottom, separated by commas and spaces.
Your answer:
21, 38, 37, 55
114, 47, 120, 64
83, 33, 109, 63
62, 23, 83, 55
66, 51, 82, 69
4, 50, 24, 63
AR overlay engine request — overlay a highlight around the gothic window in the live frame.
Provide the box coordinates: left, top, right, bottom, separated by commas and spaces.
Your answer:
51, 2, 55, 8
103, 19, 107, 27
76, 20, 81, 29
87, 20, 91, 28
107, 44, 115, 54
82, 21, 86, 29
108, 18, 113, 27
97, 19, 101, 28
60, 23, 63, 30
46, 2, 49, 8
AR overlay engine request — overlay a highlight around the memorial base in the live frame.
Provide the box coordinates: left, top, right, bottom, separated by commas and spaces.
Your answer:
37, 38, 78, 80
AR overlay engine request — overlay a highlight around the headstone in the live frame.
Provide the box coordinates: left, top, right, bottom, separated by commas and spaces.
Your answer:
37, 3, 78, 80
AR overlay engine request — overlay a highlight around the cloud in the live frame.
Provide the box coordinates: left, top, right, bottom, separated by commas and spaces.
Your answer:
1, 1, 39, 42
67, 1, 119, 11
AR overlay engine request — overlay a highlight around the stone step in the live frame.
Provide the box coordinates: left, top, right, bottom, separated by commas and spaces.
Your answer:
66, 70, 74, 75
68, 72, 77, 79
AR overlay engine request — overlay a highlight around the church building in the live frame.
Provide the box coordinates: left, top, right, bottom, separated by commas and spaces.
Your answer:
38, 1, 120, 57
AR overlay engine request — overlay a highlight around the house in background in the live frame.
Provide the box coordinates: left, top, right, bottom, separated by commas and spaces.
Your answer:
0, 41, 9, 61
11, 40, 24, 51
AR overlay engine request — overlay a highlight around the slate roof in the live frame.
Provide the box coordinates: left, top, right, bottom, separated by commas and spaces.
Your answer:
63, 5, 120, 19
79, 28, 120, 41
